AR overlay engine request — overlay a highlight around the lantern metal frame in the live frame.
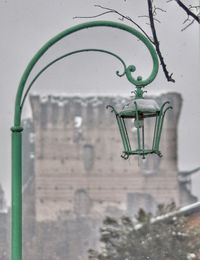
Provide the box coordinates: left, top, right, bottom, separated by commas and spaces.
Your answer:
107, 86, 172, 159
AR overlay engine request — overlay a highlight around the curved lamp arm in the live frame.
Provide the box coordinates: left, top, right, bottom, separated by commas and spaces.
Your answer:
14, 20, 159, 127
20, 48, 128, 109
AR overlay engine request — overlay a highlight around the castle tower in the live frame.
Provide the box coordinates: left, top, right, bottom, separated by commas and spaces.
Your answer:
30, 93, 182, 221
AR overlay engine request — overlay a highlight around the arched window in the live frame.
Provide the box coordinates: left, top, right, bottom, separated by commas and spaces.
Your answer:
83, 144, 94, 171
74, 189, 91, 216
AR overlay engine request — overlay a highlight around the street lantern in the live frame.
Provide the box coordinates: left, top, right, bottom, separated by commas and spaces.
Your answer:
107, 86, 172, 159
11, 20, 169, 260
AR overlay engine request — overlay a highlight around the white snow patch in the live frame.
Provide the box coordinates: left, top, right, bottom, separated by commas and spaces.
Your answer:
74, 116, 82, 128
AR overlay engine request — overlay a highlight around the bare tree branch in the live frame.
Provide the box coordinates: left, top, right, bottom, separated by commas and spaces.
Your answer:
147, 0, 175, 82
75, 3, 175, 83
139, 0, 175, 82
167, 0, 199, 30
174, 0, 200, 23
74, 5, 154, 44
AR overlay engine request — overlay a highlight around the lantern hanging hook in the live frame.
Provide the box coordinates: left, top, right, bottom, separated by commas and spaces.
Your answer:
131, 87, 147, 99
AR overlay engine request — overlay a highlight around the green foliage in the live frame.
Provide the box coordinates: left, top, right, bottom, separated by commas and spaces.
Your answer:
89, 205, 200, 260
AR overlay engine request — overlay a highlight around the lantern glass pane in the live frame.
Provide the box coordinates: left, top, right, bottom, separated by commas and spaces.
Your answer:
143, 117, 156, 151
123, 114, 159, 156
121, 118, 134, 152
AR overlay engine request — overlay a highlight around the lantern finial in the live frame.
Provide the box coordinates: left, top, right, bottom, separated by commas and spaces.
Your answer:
132, 86, 147, 99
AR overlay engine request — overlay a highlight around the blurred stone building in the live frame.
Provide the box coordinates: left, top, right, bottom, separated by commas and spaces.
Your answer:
22, 92, 198, 260
28, 92, 196, 222
0, 185, 9, 260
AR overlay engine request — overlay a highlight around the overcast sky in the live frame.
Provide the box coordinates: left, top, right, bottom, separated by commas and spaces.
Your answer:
0, 0, 199, 204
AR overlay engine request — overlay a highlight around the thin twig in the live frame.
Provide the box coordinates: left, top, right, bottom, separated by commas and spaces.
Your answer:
183, 16, 190, 24
139, 5, 166, 27
74, 11, 114, 20
154, 7, 167, 13
147, 0, 175, 82
139, 15, 161, 23
189, 5, 200, 10
182, 19, 195, 31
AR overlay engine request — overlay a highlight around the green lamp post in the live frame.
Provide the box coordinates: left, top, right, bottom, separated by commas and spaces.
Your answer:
11, 20, 168, 260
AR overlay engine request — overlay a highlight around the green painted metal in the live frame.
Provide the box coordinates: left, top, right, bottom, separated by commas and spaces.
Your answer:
11, 127, 23, 260
155, 105, 173, 150
152, 112, 159, 149
117, 116, 128, 153
122, 118, 131, 152
134, 102, 141, 151
14, 20, 159, 127
11, 20, 159, 260
21, 48, 128, 109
